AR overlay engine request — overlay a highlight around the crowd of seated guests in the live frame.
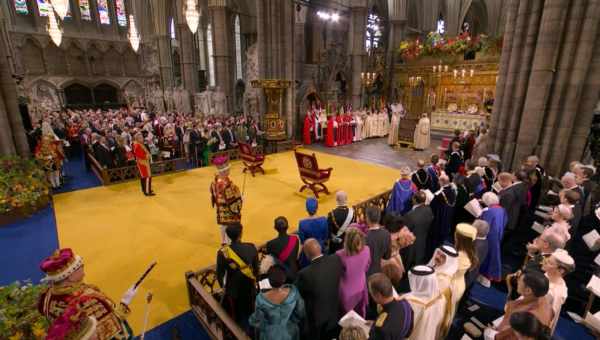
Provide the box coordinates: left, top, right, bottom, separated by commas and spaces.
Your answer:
27, 108, 266, 172
213, 147, 600, 339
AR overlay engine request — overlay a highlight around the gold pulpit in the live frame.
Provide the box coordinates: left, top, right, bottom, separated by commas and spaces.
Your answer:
251, 79, 290, 141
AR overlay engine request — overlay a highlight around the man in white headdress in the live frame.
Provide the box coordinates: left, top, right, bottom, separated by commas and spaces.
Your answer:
414, 113, 431, 150
428, 244, 459, 338
401, 265, 447, 340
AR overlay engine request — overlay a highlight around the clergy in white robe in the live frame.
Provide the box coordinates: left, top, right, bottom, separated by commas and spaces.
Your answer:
381, 111, 390, 136
428, 245, 459, 338
364, 112, 373, 139
414, 113, 431, 150
388, 112, 401, 145
402, 265, 447, 340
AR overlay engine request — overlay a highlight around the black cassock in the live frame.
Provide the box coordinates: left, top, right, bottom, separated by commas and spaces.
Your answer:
427, 185, 457, 261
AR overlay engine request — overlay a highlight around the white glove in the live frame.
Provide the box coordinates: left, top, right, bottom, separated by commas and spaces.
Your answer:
483, 327, 498, 340
120, 285, 138, 306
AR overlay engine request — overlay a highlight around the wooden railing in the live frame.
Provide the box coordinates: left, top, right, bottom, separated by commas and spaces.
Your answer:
86, 152, 187, 185
185, 189, 392, 339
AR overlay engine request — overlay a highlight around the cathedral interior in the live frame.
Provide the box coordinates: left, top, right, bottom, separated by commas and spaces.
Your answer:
2, 0, 600, 339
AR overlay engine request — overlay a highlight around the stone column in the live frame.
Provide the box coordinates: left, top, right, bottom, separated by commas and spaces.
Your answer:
209, 0, 233, 113
257, 0, 295, 138
445, 0, 472, 36
489, 0, 600, 175
176, 0, 199, 96
0, 9, 28, 156
150, 0, 174, 89
387, 0, 408, 101
349, 2, 367, 109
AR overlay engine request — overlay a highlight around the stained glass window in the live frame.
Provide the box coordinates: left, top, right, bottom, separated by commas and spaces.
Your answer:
37, 0, 50, 16
97, 0, 110, 24
170, 18, 176, 39
234, 15, 243, 80
365, 11, 382, 52
14, 0, 29, 14
115, 0, 127, 26
79, 0, 92, 20
207, 24, 216, 87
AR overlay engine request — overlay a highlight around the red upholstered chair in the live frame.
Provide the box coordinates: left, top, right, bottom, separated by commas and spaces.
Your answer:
238, 143, 265, 176
438, 137, 451, 159
294, 151, 333, 198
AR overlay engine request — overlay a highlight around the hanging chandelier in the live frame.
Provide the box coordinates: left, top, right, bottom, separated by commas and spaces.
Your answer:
47, 5, 62, 46
185, 0, 200, 33
49, 0, 69, 20
128, 15, 141, 52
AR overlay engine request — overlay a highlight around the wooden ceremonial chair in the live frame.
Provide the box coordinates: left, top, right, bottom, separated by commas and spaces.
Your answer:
238, 143, 265, 176
294, 150, 332, 198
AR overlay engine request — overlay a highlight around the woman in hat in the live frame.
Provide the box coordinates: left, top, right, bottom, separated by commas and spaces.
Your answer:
387, 166, 418, 215
298, 197, 329, 267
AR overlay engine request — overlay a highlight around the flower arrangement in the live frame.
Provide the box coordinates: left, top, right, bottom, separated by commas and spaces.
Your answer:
0, 156, 50, 215
399, 32, 503, 62
0, 281, 49, 339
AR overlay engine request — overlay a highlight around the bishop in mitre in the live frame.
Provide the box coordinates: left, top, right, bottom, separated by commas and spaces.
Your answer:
414, 113, 431, 150
401, 265, 447, 340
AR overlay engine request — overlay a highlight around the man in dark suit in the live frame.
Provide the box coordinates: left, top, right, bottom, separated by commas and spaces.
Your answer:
216, 223, 258, 329
327, 190, 355, 254
465, 160, 483, 197
295, 238, 342, 340
94, 136, 114, 168
403, 191, 434, 267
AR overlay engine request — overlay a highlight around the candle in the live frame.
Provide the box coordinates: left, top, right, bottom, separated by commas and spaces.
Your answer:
470, 69, 474, 77
453, 69, 458, 78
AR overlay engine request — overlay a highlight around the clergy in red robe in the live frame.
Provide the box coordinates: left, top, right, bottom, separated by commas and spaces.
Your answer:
326, 115, 336, 147
336, 114, 344, 146
345, 114, 354, 145
303, 112, 313, 145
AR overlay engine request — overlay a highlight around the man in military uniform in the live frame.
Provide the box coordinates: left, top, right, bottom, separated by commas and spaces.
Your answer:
132, 132, 154, 196
216, 223, 258, 330
327, 191, 355, 254
368, 273, 414, 339
38, 248, 137, 340
210, 155, 243, 245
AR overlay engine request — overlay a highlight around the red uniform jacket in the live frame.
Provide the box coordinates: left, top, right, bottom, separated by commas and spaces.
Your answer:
133, 142, 151, 178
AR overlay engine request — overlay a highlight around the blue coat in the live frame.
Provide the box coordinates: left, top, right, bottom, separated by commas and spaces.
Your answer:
479, 206, 508, 281
387, 179, 416, 215
249, 285, 305, 340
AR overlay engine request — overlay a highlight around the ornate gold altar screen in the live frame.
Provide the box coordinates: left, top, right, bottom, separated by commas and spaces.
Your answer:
251, 79, 291, 141
394, 58, 499, 131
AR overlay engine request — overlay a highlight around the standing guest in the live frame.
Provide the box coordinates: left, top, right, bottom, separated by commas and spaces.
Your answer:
489, 270, 553, 340
365, 206, 392, 276
465, 220, 489, 289
504, 171, 531, 254
295, 239, 343, 340
450, 223, 478, 322
426, 154, 442, 192
507, 312, 551, 340
94, 136, 114, 169
298, 198, 329, 266
561, 172, 584, 201
266, 216, 300, 281
546, 204, 573, 243
453, 174, 473, 225
472, 127, 488, 160
462, 130, 476, 161
428, 175, 457, 258
524, 155, 545, 211
133, 132, 154, 196
249, 265, 305, 340
576, 165, 597, 212
327, 191, 356, 254
561, 190, 582, 239
413, 113, 431, 150
216, 224, 258, 329
428, 245, 459, 337
412, 160, 432, 190
446, 141, 464, 180
382, 214, 415, 278
387, 166, 418, 215
336, 228, 371, 317
367, 273, 414, 340
479, 192, 507, 285
210, 155, 243, 245
402, 266, 447, 340
541, 249, 574, 332
465, 160, 485, 197
38, 248, 135, 339
113, 135, 128, 168
404, 191, 434, 267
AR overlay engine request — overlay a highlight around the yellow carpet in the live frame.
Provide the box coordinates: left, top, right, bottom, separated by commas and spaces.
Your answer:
52, 149, 400, 333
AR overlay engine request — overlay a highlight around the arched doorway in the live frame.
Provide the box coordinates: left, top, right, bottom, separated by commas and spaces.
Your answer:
93, 83, 119, 108
64, 83, 93, 108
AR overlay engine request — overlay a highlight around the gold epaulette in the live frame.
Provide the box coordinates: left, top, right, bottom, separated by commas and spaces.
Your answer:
376, 312, 388, 327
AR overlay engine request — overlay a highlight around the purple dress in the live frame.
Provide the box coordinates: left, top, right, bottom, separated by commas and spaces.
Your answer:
336, 246, 371, 317
479, 205, 508, 281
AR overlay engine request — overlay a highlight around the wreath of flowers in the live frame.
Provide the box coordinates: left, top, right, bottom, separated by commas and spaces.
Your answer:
398, 32, 503, 62
0, 156, 50, 215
